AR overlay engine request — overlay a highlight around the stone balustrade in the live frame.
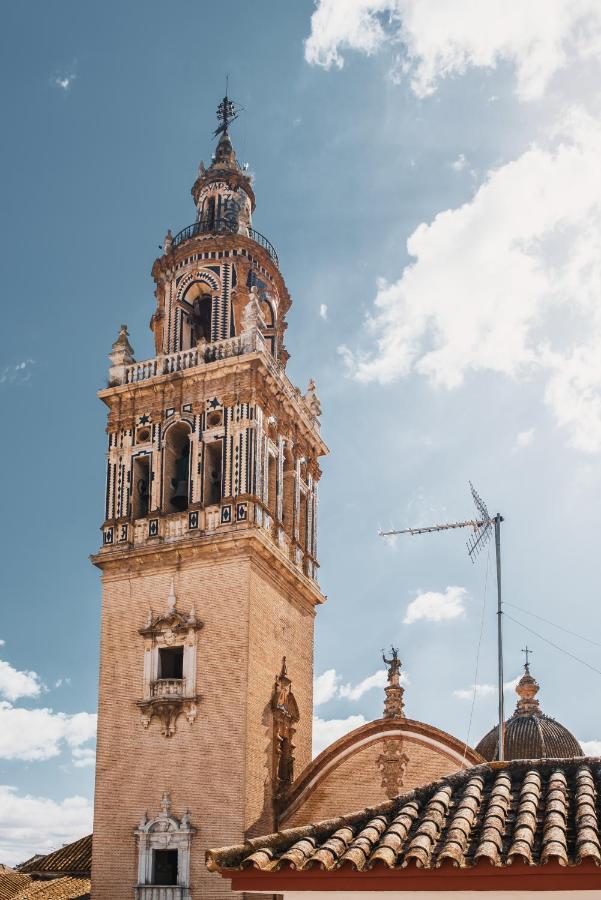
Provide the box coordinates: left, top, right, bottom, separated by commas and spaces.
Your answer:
151, 678, 184, 699
135, 887, 187, 900
116, 333, 264, 387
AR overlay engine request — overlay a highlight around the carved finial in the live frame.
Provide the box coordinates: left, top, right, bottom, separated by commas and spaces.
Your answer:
522, 644, 533, 672
139, 810, 149, 828
280, 656, 288, 678
188, 603, 196, 624
382, 647, 405, 719
304, 378, 322, 418
163, 229, 173, 254
160, 791, 171, 815
272, 658, 299, 797
182, 809, 191, 828
110, 324, 134, 360
515, 654, 541, 716
146, 607, 153, 628
166, 579, 176, 612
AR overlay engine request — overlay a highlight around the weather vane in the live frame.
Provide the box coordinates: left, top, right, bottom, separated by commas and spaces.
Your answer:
214, 79, 242, 138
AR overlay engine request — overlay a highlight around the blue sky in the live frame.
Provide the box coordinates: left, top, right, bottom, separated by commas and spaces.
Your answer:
2, 0, 601, 865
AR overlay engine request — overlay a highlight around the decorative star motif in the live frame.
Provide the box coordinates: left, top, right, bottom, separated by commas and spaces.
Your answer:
208, 398, 220, 409
139, 414, 151, 425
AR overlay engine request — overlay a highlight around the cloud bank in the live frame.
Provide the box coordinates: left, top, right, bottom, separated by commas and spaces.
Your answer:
305, 0, 601, 100
404, 586, 468, 624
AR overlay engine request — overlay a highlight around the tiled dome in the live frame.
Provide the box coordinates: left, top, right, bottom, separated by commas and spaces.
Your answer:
476, 664, 583, 761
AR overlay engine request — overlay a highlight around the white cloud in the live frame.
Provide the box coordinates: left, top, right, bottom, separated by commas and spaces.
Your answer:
404, 586, 468, 624
304, 0, 601, 100
313, 714, 366, 756
339, 669, 388, 700
54, 74, 75, 91
515, 428, 535, 448
0, 659, 43, 702
451, 153, 468, 172
0, 702, 96, 763
454, 676, 522, 701
580, 739, 601, 755
454, 683, 496, 700
0, 359, 34, 386
315, 667, 406, 706
0, 785, 92, 866
319, 303, 328, 320
314, 669, 340, 705
342, 111, 601, 452
71, 747, 96, 768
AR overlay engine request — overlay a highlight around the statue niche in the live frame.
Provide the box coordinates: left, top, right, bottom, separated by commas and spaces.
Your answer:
272, 657, 299, 799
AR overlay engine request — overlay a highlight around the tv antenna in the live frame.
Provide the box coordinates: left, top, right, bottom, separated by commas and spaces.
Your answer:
379, 483, 506, 760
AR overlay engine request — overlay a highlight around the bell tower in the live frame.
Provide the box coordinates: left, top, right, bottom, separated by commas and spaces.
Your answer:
91, 97, 327, 900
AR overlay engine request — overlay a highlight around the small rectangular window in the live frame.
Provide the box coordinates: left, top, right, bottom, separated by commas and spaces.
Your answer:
153, 849, 178, 886
158, 646, 184, 679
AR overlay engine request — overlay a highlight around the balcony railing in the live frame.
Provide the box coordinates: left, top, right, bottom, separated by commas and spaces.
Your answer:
121, 332, 264, 385
171, 218, 279, 267
135, 887, 186, 900
151, 679, 184, 699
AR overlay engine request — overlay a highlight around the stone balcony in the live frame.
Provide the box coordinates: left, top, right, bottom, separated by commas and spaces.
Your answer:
151, 678, 184, 699
110, 332, 264, 387
135, 887, 188, 900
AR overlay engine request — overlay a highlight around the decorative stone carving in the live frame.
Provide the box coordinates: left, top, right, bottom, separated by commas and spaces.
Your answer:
136, 581, 203, 737
272, 657, 299, 797
108, 324, 135, 387
382, 646, 405, 719
304, 379, 321, 418
377, 738, 409, 800
135, 791, 195, 898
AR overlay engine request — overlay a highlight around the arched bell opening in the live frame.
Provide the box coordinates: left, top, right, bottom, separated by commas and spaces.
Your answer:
132, 455, 151, 520
282, 445, 295, 534
182, 282, 213, 347
202, 439, 223, 506
163, 423, 191, 513
267, 449, 278, 521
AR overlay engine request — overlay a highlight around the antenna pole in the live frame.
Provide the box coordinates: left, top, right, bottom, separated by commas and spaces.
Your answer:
495, 514, 504, 761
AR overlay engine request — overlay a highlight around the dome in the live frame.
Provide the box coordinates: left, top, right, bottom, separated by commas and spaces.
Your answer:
476, 663, 583, 761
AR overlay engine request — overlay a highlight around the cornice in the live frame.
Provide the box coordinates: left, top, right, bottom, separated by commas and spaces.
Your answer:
90, 526, 325, 613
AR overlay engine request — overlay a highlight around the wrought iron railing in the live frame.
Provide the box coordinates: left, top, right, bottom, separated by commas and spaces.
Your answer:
171, 218, 278, 267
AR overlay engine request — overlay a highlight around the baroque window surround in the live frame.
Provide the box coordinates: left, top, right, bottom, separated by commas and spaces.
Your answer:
137, 582, 203, 737
135, 791, 195, 900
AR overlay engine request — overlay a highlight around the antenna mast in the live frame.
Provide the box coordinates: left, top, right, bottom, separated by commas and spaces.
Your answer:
380, 484, 506, 761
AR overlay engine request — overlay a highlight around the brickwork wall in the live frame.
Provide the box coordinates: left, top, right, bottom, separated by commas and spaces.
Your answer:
92, 553, 250, 900
283, 736, 469, 828
244, 563, 315, 836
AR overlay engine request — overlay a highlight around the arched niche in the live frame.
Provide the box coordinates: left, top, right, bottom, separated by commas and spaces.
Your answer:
182, 282, 213, 347
163, 422, 192, 513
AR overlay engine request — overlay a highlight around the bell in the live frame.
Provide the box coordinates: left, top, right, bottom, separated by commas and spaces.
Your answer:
170, 482, 188, 511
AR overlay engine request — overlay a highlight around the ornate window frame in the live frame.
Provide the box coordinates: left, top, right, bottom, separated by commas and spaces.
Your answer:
137, 582, 203, 737
135, 792, 195, 899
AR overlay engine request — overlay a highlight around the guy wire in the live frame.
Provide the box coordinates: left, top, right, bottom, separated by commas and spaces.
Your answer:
504, 613, 601, 679
504, 601, 601, 649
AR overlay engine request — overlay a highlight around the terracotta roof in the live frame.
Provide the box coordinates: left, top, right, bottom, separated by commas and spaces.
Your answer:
476, 665, 583, 761
18, 837, 91, 877
0, 871, 32, 900
10, 877, 90, 900
207, 758, 601, 874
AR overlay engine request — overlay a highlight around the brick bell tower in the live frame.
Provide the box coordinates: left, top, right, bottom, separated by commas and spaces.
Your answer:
91, 95, 327, 900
